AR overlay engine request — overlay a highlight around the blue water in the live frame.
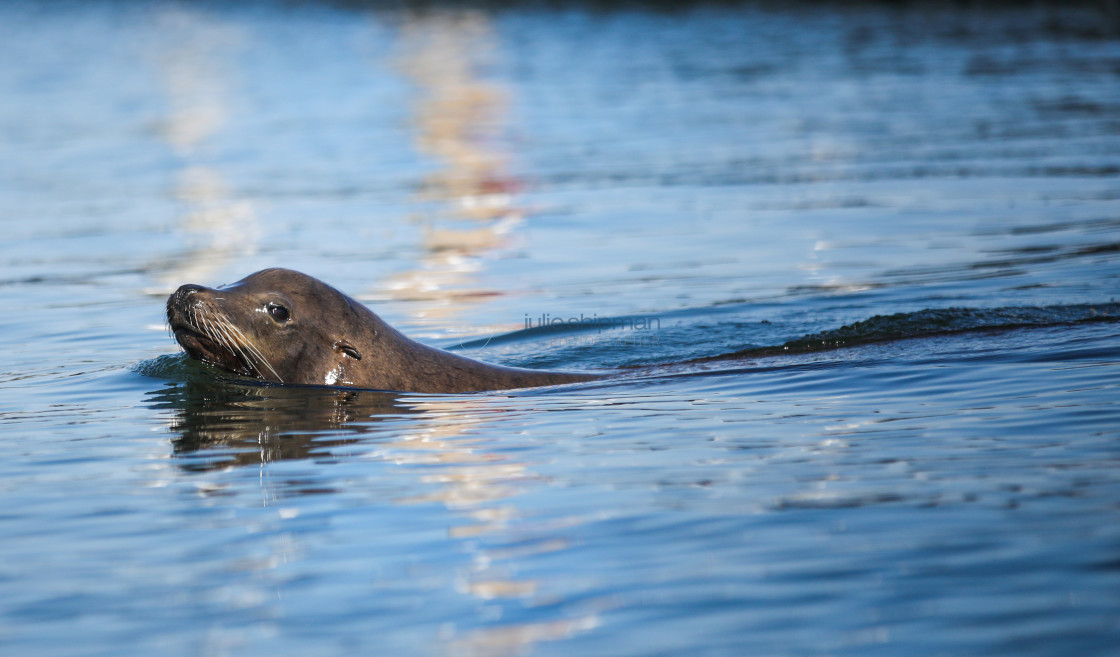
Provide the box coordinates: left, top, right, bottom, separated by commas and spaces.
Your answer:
2, 2, 1119, 656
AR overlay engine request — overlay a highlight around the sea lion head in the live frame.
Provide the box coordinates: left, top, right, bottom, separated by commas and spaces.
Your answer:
167, 268, 369, 386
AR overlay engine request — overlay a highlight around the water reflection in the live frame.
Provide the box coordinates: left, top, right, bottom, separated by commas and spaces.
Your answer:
148, 382, 411, 471
147, 6, 259, 294
151, 379, 594, 655
377, 11, 524, 337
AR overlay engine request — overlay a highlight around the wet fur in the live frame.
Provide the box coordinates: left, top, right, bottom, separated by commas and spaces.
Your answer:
167, 268, 598, 393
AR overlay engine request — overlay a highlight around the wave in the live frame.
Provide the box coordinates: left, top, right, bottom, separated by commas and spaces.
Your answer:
693, 302, 1120, 363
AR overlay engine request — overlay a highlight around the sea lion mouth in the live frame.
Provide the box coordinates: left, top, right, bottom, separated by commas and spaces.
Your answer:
171, 323, 254, 376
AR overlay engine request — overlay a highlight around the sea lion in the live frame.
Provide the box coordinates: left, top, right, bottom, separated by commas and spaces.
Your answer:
166, 268, 599, 393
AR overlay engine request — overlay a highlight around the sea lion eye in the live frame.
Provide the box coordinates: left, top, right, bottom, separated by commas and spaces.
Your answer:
266, 302, 290, 323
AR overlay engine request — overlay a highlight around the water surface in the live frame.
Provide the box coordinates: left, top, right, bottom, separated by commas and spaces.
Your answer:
1, 2, 1119, 656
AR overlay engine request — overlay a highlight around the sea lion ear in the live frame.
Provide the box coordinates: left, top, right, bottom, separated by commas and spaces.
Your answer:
333, 340, 362, 361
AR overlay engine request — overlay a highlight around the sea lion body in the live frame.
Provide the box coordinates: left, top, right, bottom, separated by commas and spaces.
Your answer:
166, 268, 598, 393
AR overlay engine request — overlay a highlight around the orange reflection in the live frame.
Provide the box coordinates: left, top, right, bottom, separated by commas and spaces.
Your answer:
387, 396, 600, 656
376, 11, 526, 336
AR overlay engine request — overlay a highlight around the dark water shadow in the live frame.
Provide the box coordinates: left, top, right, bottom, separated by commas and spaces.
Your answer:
144, 378, 418, 472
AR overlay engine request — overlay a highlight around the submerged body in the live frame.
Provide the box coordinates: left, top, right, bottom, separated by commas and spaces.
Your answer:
166, 268, 599, 393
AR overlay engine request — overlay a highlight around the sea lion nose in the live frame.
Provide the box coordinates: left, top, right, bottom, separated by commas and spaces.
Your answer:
172, 284, 206, 305
167, 284, 209, 320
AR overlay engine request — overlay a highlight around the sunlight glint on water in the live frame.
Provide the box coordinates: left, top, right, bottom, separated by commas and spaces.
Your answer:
0, 3, 1118, 657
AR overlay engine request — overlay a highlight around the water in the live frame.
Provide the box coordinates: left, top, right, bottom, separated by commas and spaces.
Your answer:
2, 2, 1120, 655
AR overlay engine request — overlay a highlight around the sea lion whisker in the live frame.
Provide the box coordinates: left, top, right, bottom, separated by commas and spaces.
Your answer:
215, 310, 284, 383
190, 304, 218, 348
199, 306, 238, 349
239, 339, 283, 383
241, 339, 283, 383
196, 306, 256, 376
196, 310, 233, 356
195, 306, 223, 345
192, 311, 230, 366
209, 311, 263, 364
191, 305, 215, 346
203, 311, 258, 377
202, 308, 269, 380
213, 316, 267, 379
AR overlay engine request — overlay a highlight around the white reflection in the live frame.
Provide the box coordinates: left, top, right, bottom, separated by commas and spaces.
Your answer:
146, 6, 258, 295
375, 11, 525, 337
387, 396, 598, 656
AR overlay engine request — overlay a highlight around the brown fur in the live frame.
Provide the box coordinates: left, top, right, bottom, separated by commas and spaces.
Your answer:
166, 268, 599, 393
